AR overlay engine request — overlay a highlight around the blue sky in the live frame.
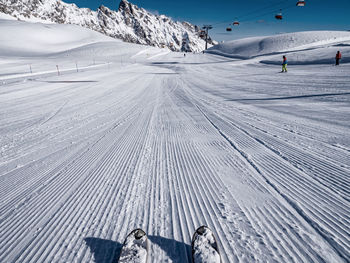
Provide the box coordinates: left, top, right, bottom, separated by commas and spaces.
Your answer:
65, 0, 350, 41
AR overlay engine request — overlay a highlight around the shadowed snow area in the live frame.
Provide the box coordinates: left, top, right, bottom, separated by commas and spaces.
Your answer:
0, 18, 350, 263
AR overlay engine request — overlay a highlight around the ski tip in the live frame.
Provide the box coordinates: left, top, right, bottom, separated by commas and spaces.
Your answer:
191, 226, 221, 263
195, 225, 210, 235
129, 228, 147, 240
118, 228, 148, 263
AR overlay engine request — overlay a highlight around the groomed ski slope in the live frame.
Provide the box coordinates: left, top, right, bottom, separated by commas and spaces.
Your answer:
1, 18, 350, 263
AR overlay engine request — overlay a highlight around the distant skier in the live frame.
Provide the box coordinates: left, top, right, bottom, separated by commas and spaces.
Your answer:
335, 51, 342, 66
282, 56, 288, 72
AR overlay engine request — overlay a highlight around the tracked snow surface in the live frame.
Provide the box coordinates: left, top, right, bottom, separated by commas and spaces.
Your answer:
0, 18, 350, 263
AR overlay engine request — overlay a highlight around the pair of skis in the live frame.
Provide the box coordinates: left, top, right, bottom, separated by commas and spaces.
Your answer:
118, 226, 221, 263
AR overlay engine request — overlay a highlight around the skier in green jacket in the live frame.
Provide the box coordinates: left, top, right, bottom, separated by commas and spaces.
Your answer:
282, 56, 288, 72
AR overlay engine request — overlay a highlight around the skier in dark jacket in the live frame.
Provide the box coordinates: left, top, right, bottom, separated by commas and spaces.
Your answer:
282, 56, 288, 72
335, 51, 342, 66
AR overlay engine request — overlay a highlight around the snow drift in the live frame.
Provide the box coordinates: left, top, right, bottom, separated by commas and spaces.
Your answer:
0, 18, 114, 56
207, 31, 350, 64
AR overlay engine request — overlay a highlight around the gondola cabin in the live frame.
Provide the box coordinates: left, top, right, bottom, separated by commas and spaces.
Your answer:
275, 14, 283, 20
296, 0, 305, 6
275, 10, 283, 20
226, 27, 232, 32
199, 30, 206, 38
233, 21, 240, 26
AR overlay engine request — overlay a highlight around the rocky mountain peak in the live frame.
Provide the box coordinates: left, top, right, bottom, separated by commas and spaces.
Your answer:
118, 0, 132, 13
0, 0, 215, 52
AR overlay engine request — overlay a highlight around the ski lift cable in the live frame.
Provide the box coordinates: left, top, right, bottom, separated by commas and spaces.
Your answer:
211, 0, 290, 26
238, 0, 290, 19
240, 3, 295, 23
211, 1, 297, 27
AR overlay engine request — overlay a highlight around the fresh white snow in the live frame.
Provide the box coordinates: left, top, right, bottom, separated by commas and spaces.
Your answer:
1, 17, 350, 263
208, 31, 350, 64
0, 19, 114, 56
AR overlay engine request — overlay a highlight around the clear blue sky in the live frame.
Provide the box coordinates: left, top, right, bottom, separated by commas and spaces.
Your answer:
65, 0, 350, 41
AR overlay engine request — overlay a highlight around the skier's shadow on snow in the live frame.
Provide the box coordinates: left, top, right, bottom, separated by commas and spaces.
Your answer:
85, 236, 191, 263
149, 235, 192, 262
84, 237, 122, 263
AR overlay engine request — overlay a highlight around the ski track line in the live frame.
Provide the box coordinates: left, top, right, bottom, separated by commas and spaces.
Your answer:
0, 72, 148, 172
0, 78, 153, 262
242, 118, 350, 169
167, 147, 189, 261
73, 109, 154, 262
164, 82, 193, 261
172, 81, 280, 262
175, 81, 330, 263
168, 81, 239, 262
0, 141, 90, 218
209, 107, 350, 205
269, 201, 328, 262
255, 205, 305, 262
0, 89, 145, 219
171, 121, 234, 261
218, 112, 350, 221
167, 128, 192, 262
76, 79, 159, 262
183, 66, 350, 167
10, 97, 151, 262
175, 76, 277, 261
174, 76, 348, 261
1, 117, 133, 262
196, 104, 350, 260
123, 78, 237, 262
0, 73, 146, 167
182, 71, 348, 208
243, 206, 292, 262
214, 107, 350, 201
259, 205, 315, 262
37, 86, 155, 262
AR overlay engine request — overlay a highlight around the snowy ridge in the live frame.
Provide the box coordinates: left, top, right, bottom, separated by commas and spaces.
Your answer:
207, 31, 350, 64
0, 19, 114, 56
0, 0, 212, 52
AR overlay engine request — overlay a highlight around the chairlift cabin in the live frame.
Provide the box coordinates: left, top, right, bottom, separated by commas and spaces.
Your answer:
296, 0, 305, 6
275, 10, 283, 20
226, 27, 232, 32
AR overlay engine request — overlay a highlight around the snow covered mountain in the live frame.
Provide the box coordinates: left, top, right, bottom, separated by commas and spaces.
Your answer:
0, 0, 213, 52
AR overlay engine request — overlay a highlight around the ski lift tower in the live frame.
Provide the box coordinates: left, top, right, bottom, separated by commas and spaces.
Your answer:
203, 25, 213, 50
